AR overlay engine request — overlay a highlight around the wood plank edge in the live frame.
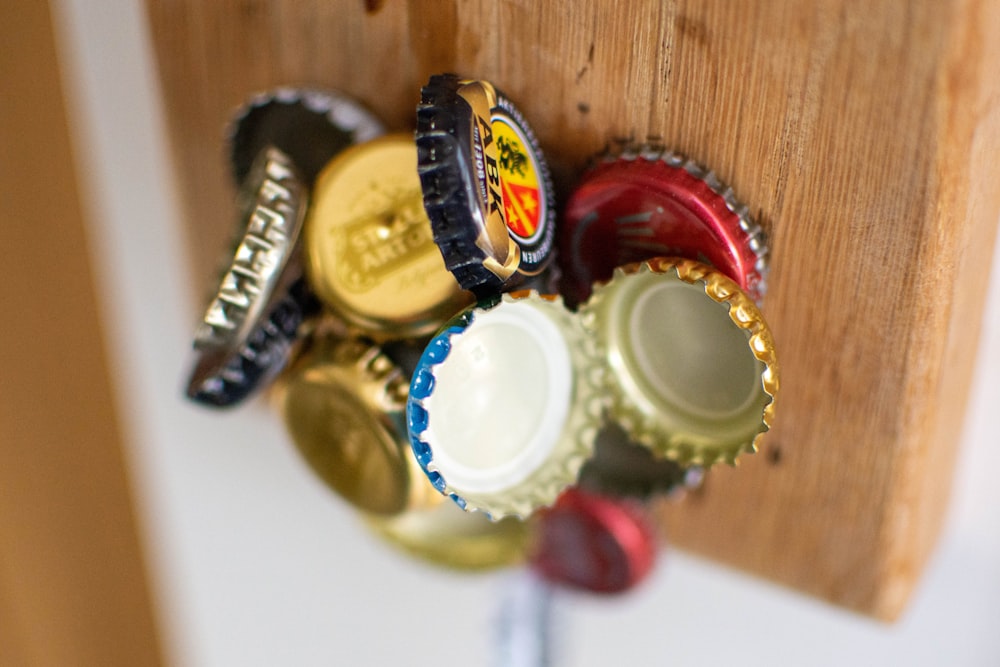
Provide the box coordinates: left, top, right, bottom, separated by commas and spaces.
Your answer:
875, 0, 1000, 621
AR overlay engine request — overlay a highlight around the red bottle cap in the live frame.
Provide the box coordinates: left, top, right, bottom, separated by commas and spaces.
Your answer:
558, 147, 768, 307
529, 488, 657, 594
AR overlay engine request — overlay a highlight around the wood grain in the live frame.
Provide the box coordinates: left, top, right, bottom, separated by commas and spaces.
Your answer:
145, 0, 1000, 619
0, 2, 164, 664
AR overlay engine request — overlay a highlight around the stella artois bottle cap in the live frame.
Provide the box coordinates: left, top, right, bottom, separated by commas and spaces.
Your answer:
406, 292, 604, 520
415, 74, 557, 298
304, 134, 473, 341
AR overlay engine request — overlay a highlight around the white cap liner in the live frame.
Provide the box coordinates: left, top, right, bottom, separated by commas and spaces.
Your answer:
422, 301, 573, 494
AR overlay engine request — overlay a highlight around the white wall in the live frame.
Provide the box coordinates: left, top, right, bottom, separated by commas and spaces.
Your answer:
53, 2, 1000, 665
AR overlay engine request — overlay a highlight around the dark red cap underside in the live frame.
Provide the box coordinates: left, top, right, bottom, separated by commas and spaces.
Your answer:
530, 488, 657, 594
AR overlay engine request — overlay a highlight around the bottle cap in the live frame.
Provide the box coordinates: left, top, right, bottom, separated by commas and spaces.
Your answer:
529, 488, 657, 594
187, 147, 314, 407
228, 87, 385, 186
364, 496, 529, 571
577, 422, 703, 499
279, 336, 441, 516
188, 279, 316, 407
558, 145, 768, 307
407, 292, 603, 520
304, 134, 474, 340
415, 74, 556, 298
580, 257, 778, 467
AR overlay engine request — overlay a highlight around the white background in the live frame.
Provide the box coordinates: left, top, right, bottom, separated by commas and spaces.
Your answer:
53, 2, 1000, 665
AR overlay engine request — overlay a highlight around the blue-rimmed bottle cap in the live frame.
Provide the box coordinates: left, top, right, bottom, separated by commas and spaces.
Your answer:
406, 292, 603, 519
415, 74, 557, 298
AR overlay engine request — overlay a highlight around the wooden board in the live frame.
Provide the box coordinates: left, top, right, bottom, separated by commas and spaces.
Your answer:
145, 0, 1000, 619
0, 2, 163, 664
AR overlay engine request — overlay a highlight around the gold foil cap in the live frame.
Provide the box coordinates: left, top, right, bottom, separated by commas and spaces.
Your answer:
304, 134, 473, 340
415, 74, 557, 298
364, 500, 529, 571
580, 257, 778, 467
279, 335, 442, 515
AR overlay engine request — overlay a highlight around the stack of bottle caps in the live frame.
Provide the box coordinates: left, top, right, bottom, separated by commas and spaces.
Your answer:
186, 75, 778, 594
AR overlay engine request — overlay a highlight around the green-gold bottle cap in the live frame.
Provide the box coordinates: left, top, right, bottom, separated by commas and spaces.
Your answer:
579, 257, 778, 467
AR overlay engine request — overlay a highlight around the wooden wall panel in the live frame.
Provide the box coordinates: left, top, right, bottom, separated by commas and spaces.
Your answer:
0, 2, 163, 664
144, 0, 1000, 619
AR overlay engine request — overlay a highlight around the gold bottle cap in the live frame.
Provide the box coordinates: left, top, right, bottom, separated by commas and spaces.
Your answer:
407, 292, 604, 520
580, 257, 778, 467
304, 134, 473, 340
279, 335, 442, 516
364, 499, 529, 571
